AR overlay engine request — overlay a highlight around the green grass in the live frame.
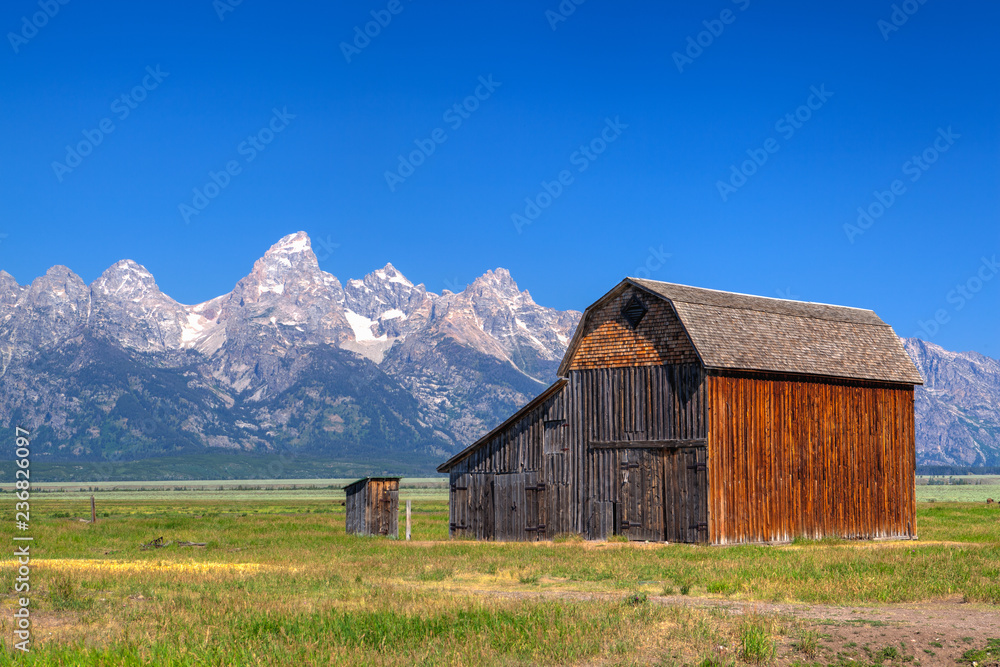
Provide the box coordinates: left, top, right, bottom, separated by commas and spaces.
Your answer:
739, 619, 776, 664
6, 499, 1000, 603
0, 452, 446, 483
1, 492, 998, 664
0, 477, 448, 503
916, 475, 1000, 503
793, 628, 820, 657
960, 638, 1000, 664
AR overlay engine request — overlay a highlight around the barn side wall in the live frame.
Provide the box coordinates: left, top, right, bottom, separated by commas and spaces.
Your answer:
345, 485, 365, 535
447, 287, 710, 542
707, 373, 916, 545
573, 364, 707, 539
564, 288, 708, 540
447, 385, 570, 540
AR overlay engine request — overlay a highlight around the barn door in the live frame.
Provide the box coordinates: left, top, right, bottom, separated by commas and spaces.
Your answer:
451, 473, 499, 539
664, 447, 708, 543
469, 473, 494, 540
617, 449, 665, 541
449, 473, 471, 538
493, 472, 544, 541
525, 472, 546, 541
543, 419, 569, 537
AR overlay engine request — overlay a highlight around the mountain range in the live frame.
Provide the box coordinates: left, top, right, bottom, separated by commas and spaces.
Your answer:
0, 231, 997, 476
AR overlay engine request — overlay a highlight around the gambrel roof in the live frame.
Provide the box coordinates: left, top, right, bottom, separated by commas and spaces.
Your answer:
558, 279, 923, 385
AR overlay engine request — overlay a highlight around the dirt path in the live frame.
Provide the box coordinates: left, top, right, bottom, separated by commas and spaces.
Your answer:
452, 587, 999, 665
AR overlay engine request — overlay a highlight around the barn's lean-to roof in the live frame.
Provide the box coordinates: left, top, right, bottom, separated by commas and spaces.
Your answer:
559, 279, 923, 385
437, 379, 566, 473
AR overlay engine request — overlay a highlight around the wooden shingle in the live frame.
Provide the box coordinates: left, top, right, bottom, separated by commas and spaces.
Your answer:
560, 279, 923, 385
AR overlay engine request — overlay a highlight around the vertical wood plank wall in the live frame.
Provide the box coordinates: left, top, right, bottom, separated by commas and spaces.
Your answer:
707, 374, 916, 544
578, 364, 707, 540
448, 387, 571, 540
345, 484, 363, 535
448, 364, 710, 541
345, 479, 400, 538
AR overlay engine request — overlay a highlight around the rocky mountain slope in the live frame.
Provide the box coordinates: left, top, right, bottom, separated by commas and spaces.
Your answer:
0, 231, 996, 472
0, 232, 580, 470
903, 338, 1000, 467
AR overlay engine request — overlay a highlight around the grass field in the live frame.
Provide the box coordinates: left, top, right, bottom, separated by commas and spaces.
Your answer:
0, 478, 448, 503
1, 485, 998, 665
915, 474, 1000, 503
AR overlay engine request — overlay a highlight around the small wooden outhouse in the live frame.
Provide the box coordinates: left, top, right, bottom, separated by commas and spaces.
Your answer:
344, 477, 400, 537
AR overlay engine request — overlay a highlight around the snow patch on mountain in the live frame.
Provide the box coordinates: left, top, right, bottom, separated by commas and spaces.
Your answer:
344, 310, 386, 342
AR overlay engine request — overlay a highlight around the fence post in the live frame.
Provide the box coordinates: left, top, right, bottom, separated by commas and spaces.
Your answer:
91, 495, 96, 524
406, 499, 411, 541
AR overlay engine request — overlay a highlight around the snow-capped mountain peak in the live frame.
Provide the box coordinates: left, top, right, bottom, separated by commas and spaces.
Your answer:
374, 262, 413, 287
92, 260, 159, 301
0, 232, 582, 450
244, 231, 328, 297
267, 230, 313, 257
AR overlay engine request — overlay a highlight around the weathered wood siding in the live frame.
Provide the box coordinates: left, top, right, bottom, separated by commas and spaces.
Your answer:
443, 280, 919, 547
568, 285, 699, 371
447, 385, 572, 540
707, 373, 916, 544
345, 478, 399, 538
578, 364, 708, 541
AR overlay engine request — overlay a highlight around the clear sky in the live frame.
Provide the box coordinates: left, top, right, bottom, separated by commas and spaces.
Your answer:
1, 1, 997, 356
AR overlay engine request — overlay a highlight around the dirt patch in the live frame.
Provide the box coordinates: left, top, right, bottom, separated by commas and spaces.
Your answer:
0, 610, 82, 647
681, 595, 998, 666
447, 587, 998, 665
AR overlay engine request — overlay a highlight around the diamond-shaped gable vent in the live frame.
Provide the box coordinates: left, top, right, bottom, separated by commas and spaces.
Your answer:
621, 296, 647, 329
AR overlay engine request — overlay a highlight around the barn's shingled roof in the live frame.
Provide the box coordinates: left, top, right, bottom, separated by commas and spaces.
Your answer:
558, 279, 923, 385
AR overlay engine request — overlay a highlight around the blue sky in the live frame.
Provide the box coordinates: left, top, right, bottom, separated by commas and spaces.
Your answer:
1, 0, 997, 356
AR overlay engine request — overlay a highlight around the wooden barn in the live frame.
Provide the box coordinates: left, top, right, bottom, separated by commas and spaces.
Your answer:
438, 279, 923, 545
344, 477, 400, 538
